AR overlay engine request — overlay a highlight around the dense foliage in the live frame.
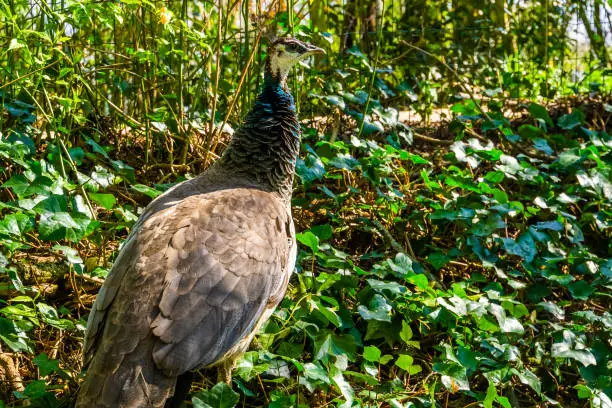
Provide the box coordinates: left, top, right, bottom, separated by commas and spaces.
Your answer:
1, 0, 611, 406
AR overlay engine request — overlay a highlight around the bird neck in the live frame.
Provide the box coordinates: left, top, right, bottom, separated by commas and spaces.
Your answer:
216, 73, 300, 203
263, 59, 290, 91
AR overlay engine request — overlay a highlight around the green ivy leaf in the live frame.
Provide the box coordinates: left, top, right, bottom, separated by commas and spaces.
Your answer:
0, 317, 33, 353
557, 111, 584, 130
7, 268, 25, 293
387, 253, 414, 275
89, 165, 118, 189
310, 298, 341, 327
528, 103, 553, 127
53, 245, 83, 265
0, 212, 34, 237
33, 353, 60, 377
38, 211, 93, 242
501, 233, 536, 263
363, 345, 381, 362
488, 303, 524, 334
323, 95, 345, 109
357, 294, 392, 322
427, 252, 450, 270
131, 184, 163, 199
110, 159, 135, 183
483, 383, 497, 408
551, 340, 597, 367
89, 192, 117, 210
512, 368, 541, 394
366, 279, 408, 295
33, 194, 68, 214
37, 303, 75, 330
379, 354, 393, 365
568, 280, 595, 300
85, 137, 110, 159
533, 138, 553, 155
234, 352, 268, 382
14, 380, 47, 399
406, 274, 429, 291
328, 153, 360, 170
302, 362, 330, 384
399, 320, 413, 343
518, 124, 543, 139
434, 360, 470, 391
395, 354, 422, 375
492, 188, 509, 204
309, 224, 333, 241
401, 152, 430, 165
296, 231, 320, 254
331, 366, 354, 406
192, 382, 239, 408
296, 153, 325, 183
314, 332, 358, 362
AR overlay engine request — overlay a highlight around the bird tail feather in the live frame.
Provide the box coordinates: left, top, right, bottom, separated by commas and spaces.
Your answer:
76, 337, 176, 408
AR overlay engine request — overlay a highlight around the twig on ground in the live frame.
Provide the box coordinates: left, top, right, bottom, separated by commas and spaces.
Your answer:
413, 131, 453, 145
73, 273, 105, 286
0, 349, 24, 393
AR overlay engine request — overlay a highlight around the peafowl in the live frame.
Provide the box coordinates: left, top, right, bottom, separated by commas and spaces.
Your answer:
75, 37, 325, 408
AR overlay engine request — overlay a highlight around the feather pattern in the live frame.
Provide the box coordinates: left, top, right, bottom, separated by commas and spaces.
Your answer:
75, 38, 315, 407
217, 76, 301, 203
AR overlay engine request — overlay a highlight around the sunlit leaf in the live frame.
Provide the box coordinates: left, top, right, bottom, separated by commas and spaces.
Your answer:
192, 382, 239, 408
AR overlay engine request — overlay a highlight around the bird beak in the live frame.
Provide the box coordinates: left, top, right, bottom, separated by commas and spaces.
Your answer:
305, 44, 326, 56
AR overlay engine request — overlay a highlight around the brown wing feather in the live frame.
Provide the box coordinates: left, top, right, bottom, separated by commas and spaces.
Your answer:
151, 189, 292, 376
77, 188, 294, 407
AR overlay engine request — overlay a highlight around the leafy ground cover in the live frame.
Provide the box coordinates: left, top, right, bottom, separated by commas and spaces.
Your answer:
1, 87, 610, 407
2, 0, 612, 404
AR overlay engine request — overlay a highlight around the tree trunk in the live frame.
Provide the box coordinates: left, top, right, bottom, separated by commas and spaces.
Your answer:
361, 0, 379, 54
309, 0, 327, 35
577, 0, 609, 65
341, 0, 357, 52
491, 0, 514, 54
592, 0, 610, 64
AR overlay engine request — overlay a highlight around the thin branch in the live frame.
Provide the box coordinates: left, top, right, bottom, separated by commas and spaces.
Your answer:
0, 60, 59, 90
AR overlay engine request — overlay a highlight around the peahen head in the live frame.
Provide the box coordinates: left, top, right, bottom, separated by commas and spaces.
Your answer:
266, 37, 325, 88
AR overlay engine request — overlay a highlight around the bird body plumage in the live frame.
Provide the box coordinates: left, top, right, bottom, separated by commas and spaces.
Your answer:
76, 38, 324, 407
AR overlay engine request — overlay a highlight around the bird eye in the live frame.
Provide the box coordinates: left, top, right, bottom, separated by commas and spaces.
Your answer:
285, 43, 298, 53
